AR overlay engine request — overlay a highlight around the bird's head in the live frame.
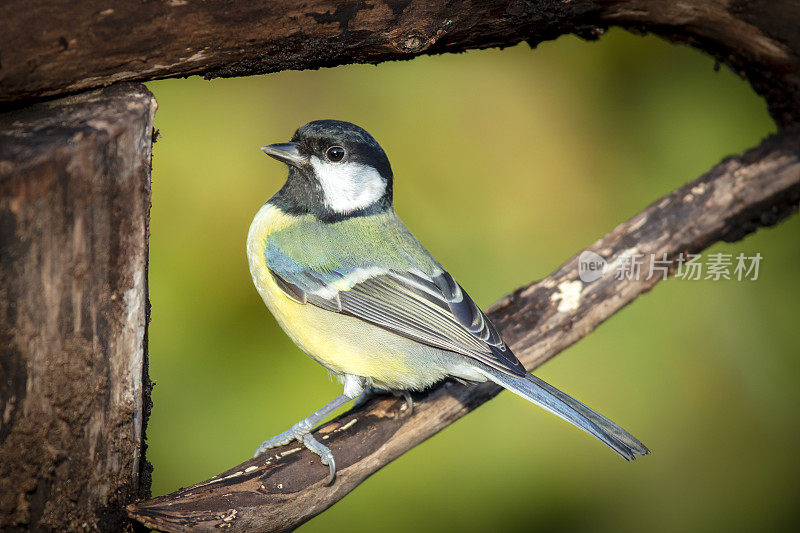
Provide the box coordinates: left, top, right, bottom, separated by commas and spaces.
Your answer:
261, 120, 393, 221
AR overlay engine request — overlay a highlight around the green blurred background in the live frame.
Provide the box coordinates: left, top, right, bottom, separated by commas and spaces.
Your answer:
145, 29, 799, 532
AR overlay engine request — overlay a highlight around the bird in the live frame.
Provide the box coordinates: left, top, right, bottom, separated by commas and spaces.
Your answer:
247, 119, 648, 483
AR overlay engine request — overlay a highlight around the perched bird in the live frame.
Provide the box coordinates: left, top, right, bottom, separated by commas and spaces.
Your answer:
247, 120, 648, 482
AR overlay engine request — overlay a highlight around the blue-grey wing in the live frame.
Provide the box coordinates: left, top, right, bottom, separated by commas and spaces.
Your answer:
265, 245, 344, 312
266, 245, 525, 376
342, 270, 525, 376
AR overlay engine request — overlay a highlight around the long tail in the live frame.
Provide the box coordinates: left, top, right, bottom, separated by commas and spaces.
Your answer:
479, 365, 649, 460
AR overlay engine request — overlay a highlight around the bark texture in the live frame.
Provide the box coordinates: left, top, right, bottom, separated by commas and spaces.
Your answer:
127, 130, 800, 532
0, 83, 156, 531
0, 1, 799, 126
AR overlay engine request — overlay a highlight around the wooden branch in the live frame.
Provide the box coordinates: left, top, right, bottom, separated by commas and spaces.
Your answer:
127, 130, 800, 532
0, 83, 156, 531
1, 1, 799, 125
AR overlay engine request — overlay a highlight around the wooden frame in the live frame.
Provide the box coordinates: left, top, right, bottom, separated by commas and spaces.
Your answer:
1, 1, 798, 531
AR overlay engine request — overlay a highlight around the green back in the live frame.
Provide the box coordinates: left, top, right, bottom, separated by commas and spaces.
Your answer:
266, 211, 441, 287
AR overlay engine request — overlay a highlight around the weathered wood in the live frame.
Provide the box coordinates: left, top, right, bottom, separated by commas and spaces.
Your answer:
127, 130, 800, 533
1, 1, 799, 126
0, 83, 156, 531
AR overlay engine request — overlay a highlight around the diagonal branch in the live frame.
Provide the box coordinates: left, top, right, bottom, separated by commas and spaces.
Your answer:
128, 130, 800, 532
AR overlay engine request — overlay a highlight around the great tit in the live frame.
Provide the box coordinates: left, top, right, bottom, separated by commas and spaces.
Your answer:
247, 120, 648, 483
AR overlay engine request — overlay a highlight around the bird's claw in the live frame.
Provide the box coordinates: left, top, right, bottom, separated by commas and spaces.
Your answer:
253, 422, 337, 484
302, 433, 336, 484
398, 390, 413, 417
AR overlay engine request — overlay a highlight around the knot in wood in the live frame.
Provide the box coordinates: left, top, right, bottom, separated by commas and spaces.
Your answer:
399, 32, 429, 53
395, 20, 452, 54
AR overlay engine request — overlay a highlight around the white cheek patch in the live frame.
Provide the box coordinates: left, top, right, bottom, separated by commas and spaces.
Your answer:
310, 156, 386, 214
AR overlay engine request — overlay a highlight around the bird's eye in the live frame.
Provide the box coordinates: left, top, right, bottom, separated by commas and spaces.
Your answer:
326, 146, 345, 162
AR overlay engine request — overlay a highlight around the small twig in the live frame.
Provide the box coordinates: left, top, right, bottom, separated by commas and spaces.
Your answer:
127, 131, 800, 532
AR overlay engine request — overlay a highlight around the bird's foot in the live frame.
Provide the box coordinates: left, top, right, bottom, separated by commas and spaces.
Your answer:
352, 386, 380, 409
395, 390, 414, 416
253, 420, 336, 484
353, 387, 413, 416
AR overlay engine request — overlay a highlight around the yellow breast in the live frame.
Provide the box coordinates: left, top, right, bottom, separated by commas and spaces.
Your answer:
246, 203, 420, 387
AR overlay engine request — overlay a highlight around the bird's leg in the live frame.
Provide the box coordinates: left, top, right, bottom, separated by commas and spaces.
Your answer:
352, 386, 384, 408
353, 387, 413, 416
253, 392, 353, 484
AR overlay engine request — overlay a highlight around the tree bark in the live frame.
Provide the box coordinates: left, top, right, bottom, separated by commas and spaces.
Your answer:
1, 1, 799, 126
126, 130, 800, 533
0, 83, 156, 531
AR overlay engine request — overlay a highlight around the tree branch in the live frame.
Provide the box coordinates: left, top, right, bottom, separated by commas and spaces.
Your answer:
127, 130, 800, 532
2, 1, 799, 126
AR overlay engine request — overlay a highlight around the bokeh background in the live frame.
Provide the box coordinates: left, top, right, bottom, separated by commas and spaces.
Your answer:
145, 29, 799, 532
